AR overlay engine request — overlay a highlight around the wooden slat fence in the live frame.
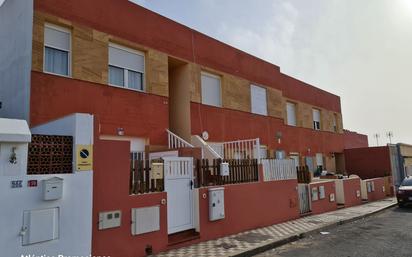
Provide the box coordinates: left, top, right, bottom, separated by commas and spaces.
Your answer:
262, 159, 296, 181
195, 159, 259, 187
130, 158, 164, 195
297, 166, 311, 184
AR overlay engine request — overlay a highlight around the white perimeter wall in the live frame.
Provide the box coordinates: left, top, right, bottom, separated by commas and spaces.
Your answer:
0, 113, 93, 256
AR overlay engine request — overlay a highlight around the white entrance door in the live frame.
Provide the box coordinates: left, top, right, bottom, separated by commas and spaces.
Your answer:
163, 157, 195, 234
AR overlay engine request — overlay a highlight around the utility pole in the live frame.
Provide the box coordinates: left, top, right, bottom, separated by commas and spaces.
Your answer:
386, 131, 394, 144
373, 133, 380, 146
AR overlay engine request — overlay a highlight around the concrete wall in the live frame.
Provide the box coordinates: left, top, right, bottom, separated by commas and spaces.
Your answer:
344, 130, 369, 149
0, 0, 33, 120
92, 132, 301, 257
309, 180, 337, 215
365, 178, 386, 202
0, 113, 93, 256
198, 180, 300, 242
191, 103, 345, 155
342, 177, 362, 207
344, 146, 392, 179
30, 71, 169, 146
169, 62, 192, 141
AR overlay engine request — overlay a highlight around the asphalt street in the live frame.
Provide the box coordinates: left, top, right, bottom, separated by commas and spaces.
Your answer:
255, 206, 412, 257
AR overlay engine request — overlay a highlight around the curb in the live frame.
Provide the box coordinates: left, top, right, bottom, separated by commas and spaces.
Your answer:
230, 201, 397, 257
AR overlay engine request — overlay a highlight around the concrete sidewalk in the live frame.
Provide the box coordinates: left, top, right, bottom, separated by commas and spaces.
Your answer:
154, 198, 396, 257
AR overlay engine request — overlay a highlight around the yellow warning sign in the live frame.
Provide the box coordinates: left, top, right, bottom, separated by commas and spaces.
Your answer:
76, 145, 93, 171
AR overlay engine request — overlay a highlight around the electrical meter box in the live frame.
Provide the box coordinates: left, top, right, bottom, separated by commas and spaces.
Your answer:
209, 187, 225, 221
0, 118, 31, 176
220, 162, 229, 176
151, 162, 164, 179
43, 177, 64, 201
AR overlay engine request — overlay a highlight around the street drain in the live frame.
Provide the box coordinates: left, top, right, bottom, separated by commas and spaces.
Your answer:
233, 232, 272, 244
216, 243, 237, 249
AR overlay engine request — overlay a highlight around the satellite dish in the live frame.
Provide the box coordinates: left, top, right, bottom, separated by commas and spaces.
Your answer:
202, 131, 209, 141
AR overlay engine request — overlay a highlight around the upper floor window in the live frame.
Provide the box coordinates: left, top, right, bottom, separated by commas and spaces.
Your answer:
286, 102, 297, 126
44, 24, 71, 76
108, 43, 145, 91
250, 84, 268, 116
333, 114, 338, 132
313, 108, 321, 130
201, 72, 221, 107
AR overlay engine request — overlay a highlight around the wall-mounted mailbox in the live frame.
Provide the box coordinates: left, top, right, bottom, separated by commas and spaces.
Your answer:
151, 163, 164, 179
42, 177, 63, 201
220, 162, 229, 176
209, 187, 225, 221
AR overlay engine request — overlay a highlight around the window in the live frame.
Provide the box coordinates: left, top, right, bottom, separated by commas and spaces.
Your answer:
313, 108, 321, 130
44, 24, 71, 76
333, 114, 338, 132
250, 84, 267, 115
109, 43, 145, 91
201, 72, 221, 107
286, 102, 297, 126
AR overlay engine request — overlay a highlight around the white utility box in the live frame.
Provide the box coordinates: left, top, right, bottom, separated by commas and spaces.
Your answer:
43, 177, 64, 201
22, 208, 59, 246
0, 118, 31, 176
99, 210, 122, 230
209, 187, 225, 221
220, 162, 229, 176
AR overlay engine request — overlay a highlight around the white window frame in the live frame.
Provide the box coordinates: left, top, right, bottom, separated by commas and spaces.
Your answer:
312, 108, 321, 131
201, 71, 222, 107
250, 84, 268, 116
108, 43, 146, 92
286, 102, 297, 126
43, 23, 72, 77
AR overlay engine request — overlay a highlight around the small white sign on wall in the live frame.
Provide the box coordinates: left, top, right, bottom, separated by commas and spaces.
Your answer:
356, 190, 361, 198
319, 186, 325, 199
312, 187, 319, 201
330, 193, 335, 202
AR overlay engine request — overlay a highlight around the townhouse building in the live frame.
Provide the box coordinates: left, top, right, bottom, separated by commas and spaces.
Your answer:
0, 1, 365, 256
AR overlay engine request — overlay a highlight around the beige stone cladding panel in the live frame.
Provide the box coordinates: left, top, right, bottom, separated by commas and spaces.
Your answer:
400, 145, 412, 157
222, 74, 251, 112
335, 113, 344, 134
321, 110, 335, 132
325, 155, 337, 172
146, 50, 169, 97
189, 64, 201, 103
297, 102, 313, 129
267, 88, 285, 119
72, 26, 109, 84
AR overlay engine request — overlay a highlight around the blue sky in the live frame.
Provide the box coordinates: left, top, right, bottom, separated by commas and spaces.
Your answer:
131, 0, 412, 145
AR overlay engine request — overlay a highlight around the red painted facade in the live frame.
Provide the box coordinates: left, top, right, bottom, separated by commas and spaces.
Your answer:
26, 2, 388, 257
344, 130, 369, 149
366, 178, 386, 201
92, 129, 300, 257
30, 71, 169, 145
93, 136, 168, 257
191, 103, 344, 154
342, 178, 363, 207
34, 0, 341, 113
309, 181, 337, 215
344, 146, 392, 179
198, 179, 300, 241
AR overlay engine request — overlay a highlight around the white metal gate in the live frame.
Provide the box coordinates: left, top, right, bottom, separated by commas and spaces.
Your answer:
298, 184, 311, 214
163, 157, 195, 234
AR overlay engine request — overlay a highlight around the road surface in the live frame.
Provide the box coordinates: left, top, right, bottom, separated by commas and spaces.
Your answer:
255, 206, 412, 257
